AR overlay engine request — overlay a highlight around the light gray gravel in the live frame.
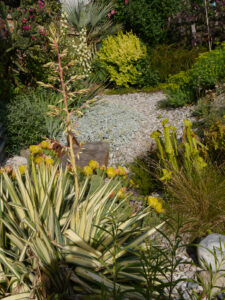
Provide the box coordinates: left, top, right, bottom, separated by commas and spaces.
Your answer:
59, 91, 196, 166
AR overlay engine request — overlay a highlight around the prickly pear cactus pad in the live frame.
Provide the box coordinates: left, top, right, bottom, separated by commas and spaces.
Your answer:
58, 101, 146, 152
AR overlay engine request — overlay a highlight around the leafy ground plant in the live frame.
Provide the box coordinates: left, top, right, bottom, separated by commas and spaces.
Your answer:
1, 87, 63, 156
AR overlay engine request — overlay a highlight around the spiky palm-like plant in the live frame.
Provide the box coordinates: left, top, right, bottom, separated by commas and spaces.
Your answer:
63, 0, 121, 46
0, 164, 164, 299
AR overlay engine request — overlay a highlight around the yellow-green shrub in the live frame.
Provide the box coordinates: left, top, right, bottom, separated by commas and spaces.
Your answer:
97, 31, 147, 87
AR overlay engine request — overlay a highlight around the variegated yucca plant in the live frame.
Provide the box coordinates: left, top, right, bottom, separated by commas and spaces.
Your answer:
0, 21, 165, 300
0, 164, 164, 299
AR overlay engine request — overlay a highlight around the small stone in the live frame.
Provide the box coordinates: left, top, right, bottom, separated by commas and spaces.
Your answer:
5, 156, 28, 168
187, 281, 200, 290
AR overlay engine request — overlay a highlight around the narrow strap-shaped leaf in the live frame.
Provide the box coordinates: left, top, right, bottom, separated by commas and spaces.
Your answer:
1, 293, 30, 300
64, 229, 101, 257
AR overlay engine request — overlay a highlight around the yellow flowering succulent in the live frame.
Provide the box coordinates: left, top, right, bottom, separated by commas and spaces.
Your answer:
29, 145, 42, 154
40, 140, 49, 149
147, 196, 159, 208
83, 166, 93, 176
18, 165, 27, 175
34, 156, 44, 164
106, 167, 117, 178
88, 160, 99, 170
155, 202, 163, 214
11, 170, 16, 179
117, 187, 127, 199
100, 165, 106, 171
5, 165, 12, 174
117, 166, 127, 176
147, 196, 165, 214
45, 156, 54, 165
129, 179, 135, 186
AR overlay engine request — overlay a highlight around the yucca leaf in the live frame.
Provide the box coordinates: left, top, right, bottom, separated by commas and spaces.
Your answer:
105, 222, 166, 265
64, 229, 101, 257
13, 169, 35, 221
65, 254, 101, 269
2, 173, 26, 221
0, 253, 20, 279
75, 267, 143, 299
1, 293, 30, 300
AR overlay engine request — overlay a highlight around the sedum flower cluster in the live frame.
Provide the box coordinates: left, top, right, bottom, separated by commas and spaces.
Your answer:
29, 140, 57, 166
82, 161, 128, 179
0, 165, 27, 179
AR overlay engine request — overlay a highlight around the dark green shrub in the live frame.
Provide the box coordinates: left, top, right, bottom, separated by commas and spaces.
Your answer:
2, 88, 62, 156
106, 0, 184, 45
135, 57, 160, 88
163, 70, 196, 107
164, 42, 225, 107
190, 42, 225, 92
193, 85, 225, 164
149, 44, 205, 82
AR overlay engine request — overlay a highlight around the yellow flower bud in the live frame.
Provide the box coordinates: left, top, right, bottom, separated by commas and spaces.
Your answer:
106, 167, 117, 178
45, 156, 54, 165
129, 179, 135, 186
83, 166, 93, 176
5, 165, 12, 174
34, 156, 44, 164
40, 140, 49, 149
117, 166, 127, 176
117, 190, 126, 199
88, 160, 99, 170
155, 202, 163, 214
147, 196, 159, 208
29, 145, 42, 154
18, 165, 27, 175
100, 165, 106, 171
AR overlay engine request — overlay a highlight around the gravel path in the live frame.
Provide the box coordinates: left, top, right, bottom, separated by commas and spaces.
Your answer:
70, 91, 196, 166
103, 92, 196, 165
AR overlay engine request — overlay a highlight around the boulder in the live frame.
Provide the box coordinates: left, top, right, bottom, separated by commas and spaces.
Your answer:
197, 234, 225, 297
197, 234, 225, 272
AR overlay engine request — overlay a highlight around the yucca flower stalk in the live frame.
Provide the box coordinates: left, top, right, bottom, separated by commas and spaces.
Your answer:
38, 23, 93, 222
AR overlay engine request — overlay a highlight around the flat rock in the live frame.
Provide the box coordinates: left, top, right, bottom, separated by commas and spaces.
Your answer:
197, 234, 225, 272
59, 141, 109, 169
